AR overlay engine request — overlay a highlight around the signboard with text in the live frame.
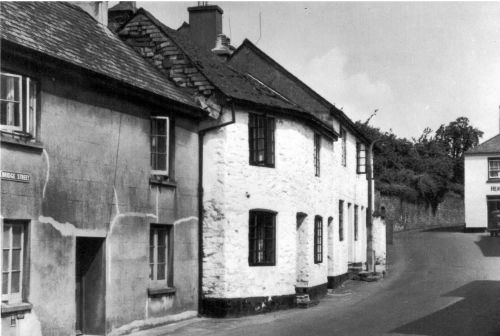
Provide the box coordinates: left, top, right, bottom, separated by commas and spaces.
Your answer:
1, 170, 30, 183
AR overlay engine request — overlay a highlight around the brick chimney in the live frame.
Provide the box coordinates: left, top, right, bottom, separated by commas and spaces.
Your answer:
188, 4, 223, 51
108, 1, 137, 33
75, 1, 108, 26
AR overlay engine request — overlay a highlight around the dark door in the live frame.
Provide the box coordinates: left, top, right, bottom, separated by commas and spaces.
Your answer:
487, 196, 500, 230
76, 237, 106, 335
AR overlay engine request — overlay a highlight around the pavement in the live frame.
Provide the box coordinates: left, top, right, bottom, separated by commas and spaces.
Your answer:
130, 227, 500, 336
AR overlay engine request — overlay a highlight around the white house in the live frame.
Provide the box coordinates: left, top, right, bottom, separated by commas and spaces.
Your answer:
465, 134, 500, 233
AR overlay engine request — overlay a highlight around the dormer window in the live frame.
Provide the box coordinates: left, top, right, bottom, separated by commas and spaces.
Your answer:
1, 72, 37, 138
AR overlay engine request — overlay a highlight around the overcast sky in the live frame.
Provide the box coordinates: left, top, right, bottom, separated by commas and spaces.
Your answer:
139, 1, 500, 142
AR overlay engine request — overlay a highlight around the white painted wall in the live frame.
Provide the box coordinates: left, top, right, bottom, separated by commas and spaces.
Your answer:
464, 154, 500, 228
202, 107, 369, 298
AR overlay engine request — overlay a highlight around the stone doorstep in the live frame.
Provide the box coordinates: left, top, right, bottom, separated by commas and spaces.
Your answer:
108, 310, 198, 336
353, 271, 384, 282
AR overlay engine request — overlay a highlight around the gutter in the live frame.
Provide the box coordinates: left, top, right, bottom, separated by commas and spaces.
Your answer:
197, 101, 236, 315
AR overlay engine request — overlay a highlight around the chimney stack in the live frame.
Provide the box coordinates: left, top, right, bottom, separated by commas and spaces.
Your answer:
188, 4, 223, 51
75, 1, 108, 26
108, 1, 137, 33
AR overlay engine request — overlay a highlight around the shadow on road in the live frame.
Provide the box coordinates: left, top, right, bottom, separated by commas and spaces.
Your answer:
392, 281, 500, 336
475, 235, 500, 257
421, 226, 464, 233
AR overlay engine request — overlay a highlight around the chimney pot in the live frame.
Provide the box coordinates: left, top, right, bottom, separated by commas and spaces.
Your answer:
75, 1, 108, 26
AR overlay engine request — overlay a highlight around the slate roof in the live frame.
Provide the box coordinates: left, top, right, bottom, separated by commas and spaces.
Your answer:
0, 2, 197, 108
135, 9, 330, 125
230, 39, 371, 144
137, 9, 300, 110
466, 134, 500, 155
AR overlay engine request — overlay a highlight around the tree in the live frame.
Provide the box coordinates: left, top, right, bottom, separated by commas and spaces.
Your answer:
435, 117, 483, 183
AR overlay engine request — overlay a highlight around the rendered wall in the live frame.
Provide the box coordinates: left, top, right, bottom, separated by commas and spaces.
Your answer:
1, 71, 199, 335
464, 155, 500, 229
202, 108, 369, 300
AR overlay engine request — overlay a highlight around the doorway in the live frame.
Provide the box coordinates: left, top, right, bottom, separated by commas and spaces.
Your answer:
487, 196, 500, 230
76, 237, 106, 335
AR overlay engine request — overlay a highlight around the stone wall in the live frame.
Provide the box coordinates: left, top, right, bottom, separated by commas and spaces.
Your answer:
379, 193, 465, 233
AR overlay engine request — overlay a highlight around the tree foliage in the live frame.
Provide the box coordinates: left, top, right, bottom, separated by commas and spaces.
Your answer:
356, 117, 483, 212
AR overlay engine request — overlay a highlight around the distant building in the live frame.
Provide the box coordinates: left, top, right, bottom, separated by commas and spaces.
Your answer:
1, 2, 204, 335
464, 134, 500, 233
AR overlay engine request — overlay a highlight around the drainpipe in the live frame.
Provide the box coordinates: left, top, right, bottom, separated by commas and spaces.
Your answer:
197, 100, 236, 315
366, 140, 378, 273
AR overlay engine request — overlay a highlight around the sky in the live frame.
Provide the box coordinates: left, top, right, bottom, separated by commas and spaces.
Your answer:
137, 1, 500, 142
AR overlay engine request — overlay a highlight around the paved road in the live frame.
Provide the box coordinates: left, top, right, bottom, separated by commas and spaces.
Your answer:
145, 228, 500, 336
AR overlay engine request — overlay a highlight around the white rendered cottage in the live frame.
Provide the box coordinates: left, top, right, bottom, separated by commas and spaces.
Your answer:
465, 134, 500, 233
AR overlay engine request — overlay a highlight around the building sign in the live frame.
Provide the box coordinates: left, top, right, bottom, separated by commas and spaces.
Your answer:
1, 170, 30, 183
491, 186, 500, 192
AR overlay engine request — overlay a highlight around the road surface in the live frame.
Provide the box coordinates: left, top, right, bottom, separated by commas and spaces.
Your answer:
143, 227, 500, 336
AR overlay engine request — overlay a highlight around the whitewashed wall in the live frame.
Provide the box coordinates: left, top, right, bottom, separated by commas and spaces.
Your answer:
203, 107, 369, 298
464, 154, 500, 228
331, 128, 369, 276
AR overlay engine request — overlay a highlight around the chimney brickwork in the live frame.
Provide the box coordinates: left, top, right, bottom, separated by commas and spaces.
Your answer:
188, 5, 223, 51
119, 14, 215, 95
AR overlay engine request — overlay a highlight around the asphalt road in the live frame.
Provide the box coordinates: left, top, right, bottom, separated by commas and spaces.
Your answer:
148, 228, 500, 336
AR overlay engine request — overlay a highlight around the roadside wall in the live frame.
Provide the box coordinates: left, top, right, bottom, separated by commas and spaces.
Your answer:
379, 193, 464, 233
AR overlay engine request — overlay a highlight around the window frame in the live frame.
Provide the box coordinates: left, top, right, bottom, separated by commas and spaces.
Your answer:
488, 158, 500, 180
356, 142, 367, 174
248, 210, 276, 266
340, 128, 347, 167
0, 72, 38, 138
150, 116, 170, 177
314, 216, 323, 263
339, 200, 344, 242
248, 113, 275, 168
2, 221, 27, 304
149, 224, 173, 288
314, 133, 321, 177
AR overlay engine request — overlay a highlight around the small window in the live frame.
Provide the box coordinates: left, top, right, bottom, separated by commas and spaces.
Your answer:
249, 114, 275, 167
149, 225, 172, 287
2, 221, 26, 303
356, 143, 366, 174
489, 158, 500, 179
1, 72, 37, 138
354, 205, 359, 241
314, 133, 321, 177
249, 210, 276, 266
314, 216, 323, 263
339, 200, 344, 241
340, 128, 347, 167
151, 116, 170, 176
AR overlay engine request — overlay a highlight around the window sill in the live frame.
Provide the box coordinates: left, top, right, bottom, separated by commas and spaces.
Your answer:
1, 302, 32, 316
149, 176, 177, 188
1, 133, 43, 151
487, 179, 500, 183
148, 287, 176, 297
249, 163, 275, 168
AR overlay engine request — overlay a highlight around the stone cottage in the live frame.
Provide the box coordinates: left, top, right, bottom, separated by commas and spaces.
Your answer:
114, 3, 376, 318
1, 2, 206, 335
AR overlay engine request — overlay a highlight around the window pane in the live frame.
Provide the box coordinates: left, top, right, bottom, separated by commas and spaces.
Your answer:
157, 263, 165, 280
149, 247, 154, 264
3, 250, 9, 272
1, 75, 20, 101
1, 101, 20, 126
10, 271, 20, 293
3, 224, 10, 247
156, 135, 167, 153
149, 264, 154, 280
2, 273, 8, 294
154, 154, 167, 171
12, 226, 22, 248
158, 245, 166, 263
156, 119, 166, 135
11, 249, 21, 271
